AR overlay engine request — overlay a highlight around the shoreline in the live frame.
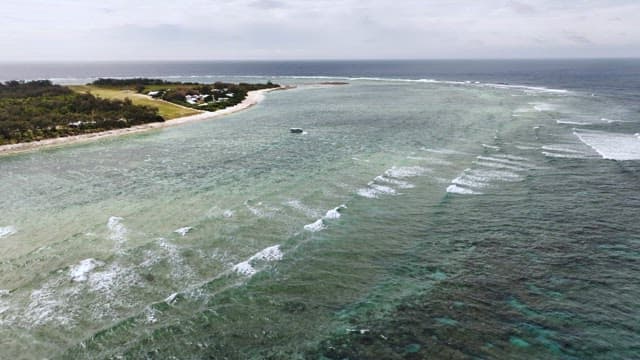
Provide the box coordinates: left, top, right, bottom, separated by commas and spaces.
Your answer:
0, 86, 291, 156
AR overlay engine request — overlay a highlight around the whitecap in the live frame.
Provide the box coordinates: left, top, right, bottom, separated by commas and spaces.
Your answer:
541, 145, 585, 154
542, 152, 587, 159
374, 175, 414, 189
164, 293, 179, 304
245, 203, 263, 217
602, 118, 632, 123
174, 227, 192, 236
492, 154, 529, 161
467, 169, 522, 182
0, 226, 17, 239
87, 262, 139, 295
474, 160, 526, 172
556, 120, 592, 126
370, 184, 397, 195
27, 286, 68, 326
357, 187, 379, 198
482, 144, 501, 150
574, 130, 640, 160
476, 156, 534, 169
244, 201, 279, 218
158, 238, 196, 280
250, 245, 283, 262
107, 216, 127, 250
69, 258, 105, 282
233, 245, 283, 277
324, 205, 347, 219
384, 166, 428, 178
446, 185, 481, 195
452, 175, 486, 189
285, 199, 321, 218
484, 83, 568, 94
223, 210, 235, 218
304, 219, 326, 232
531, 102, 555, 112
145, 307, 158, 324
422, 148, 465, 155
233, 261, 256, 276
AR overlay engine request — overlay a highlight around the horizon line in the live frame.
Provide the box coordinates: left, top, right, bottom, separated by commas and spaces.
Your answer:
1, 57, 640, 64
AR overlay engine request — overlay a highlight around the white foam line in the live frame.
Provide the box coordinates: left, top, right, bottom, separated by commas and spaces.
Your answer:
541, 145, 584, 154
556, 120, 592, 126
467, 169, 522, 181
515, 145, 540, 150
452, 175, 486, 189
422, 148, 466, 155
542, 151, 588, 159
476, 156, 535, 169
446, 184, 481, 195
483, 83, 569, 94
492, 154, 530, 161
474, 160, 526, 172
374, 175, 415, 189
357, 187, 380, 199
482, 144, 501, 150
602, 118, 633, 123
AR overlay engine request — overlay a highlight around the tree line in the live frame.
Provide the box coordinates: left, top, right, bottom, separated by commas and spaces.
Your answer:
0, 80, 162, 145
91, 79, 280, 112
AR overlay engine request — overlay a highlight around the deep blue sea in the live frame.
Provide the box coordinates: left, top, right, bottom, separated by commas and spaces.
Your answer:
0, 60, 639, 359
1, 59, 639, 95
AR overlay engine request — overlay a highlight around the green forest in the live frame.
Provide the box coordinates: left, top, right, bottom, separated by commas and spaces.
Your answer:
0, 80, 162, 145
0, 79, 280, 146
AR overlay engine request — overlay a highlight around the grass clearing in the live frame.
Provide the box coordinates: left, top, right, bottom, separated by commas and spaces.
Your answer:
68, 85, 202, 120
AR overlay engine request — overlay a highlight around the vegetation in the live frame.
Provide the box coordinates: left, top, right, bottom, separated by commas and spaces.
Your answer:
0, 80, 162, 145
69, 85, 201, 120
89, 78, 280, 112
0, 78, 280, 146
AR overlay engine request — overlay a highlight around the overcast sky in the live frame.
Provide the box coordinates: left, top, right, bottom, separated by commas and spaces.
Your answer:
2, 0, 639, 61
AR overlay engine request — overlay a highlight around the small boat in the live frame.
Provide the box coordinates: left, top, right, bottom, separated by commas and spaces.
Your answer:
290, 128, 304, 134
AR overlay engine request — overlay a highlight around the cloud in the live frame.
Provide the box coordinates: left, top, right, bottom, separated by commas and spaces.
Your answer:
564, 32, 593, 45
250, 0, 286, 9
506, 1, 537, 14
1, 0, 639, 60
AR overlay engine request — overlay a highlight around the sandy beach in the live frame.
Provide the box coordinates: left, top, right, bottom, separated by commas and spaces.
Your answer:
0, 86, 289, 156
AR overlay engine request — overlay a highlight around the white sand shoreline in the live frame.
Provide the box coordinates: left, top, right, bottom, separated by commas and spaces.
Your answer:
0, 86, 290, 156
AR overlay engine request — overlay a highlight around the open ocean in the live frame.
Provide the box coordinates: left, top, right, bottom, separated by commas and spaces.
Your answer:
0, 60, 639, 359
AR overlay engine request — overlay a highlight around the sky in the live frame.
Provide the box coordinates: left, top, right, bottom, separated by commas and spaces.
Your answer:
2, 0, 639, 61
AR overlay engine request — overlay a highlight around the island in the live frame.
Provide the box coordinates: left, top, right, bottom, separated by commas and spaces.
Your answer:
0, 79, 282, 154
